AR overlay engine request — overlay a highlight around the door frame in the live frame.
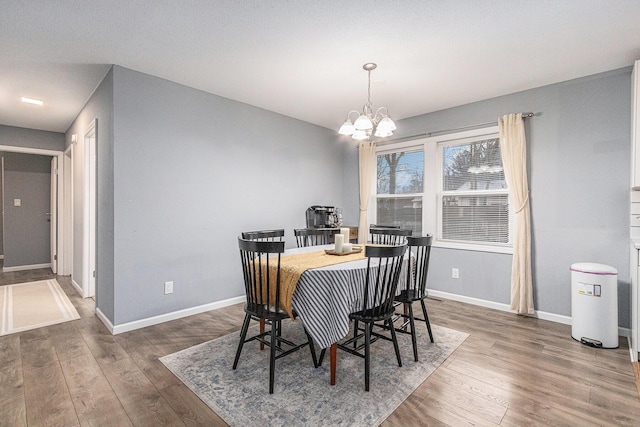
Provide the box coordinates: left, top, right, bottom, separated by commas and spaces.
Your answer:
50, 156, 58, 273
83, 122, 96, 298
62, 145, 73, 276
0, 145, 64, 273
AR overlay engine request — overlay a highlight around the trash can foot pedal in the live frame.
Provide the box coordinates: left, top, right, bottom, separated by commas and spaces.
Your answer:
580, 337, 602, 348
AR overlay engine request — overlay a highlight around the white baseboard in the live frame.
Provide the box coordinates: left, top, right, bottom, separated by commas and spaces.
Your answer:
97, 288, 631, 344
428, 289, 630, 338
108, 295, 246, 335
71, 278, 83, 296
95, 307, 114, 334
2, 262, 51, 272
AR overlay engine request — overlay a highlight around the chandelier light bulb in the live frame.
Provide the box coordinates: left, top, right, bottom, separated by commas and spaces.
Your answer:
378, 116, 396, 132
352, 130, 370, 140
353, 114, 373, 131
338, 119, 355, 135
374, 128, 393, 138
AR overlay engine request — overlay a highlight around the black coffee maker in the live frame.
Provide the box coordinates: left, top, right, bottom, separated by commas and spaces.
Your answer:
306, 205, 339, 228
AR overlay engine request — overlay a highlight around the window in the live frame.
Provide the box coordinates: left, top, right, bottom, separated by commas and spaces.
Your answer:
439, 134, 511, 247
374, 126, 512, 253
376, 149, 423, 236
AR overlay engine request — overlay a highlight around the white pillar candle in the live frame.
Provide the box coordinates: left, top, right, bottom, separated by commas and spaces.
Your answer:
342, 243, 353, 253
340, 227, 350, 242
334, 233, 344, 253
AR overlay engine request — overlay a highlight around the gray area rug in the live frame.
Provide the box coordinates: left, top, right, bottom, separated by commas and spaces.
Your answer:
161, 319, 468, 426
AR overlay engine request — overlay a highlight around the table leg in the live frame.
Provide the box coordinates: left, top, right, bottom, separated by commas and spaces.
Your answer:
260, 319, 265, 350
330, 343, 337, 385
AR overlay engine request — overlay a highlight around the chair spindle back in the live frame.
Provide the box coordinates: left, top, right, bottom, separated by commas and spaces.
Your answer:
294, 228, 339, 247
238, 237, 285, 315
369, 227, 412, 245
359, 244, 407, 319
406, 235, 433, 299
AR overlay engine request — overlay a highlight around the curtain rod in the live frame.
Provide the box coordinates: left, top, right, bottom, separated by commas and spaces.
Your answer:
379, 112, 535, 145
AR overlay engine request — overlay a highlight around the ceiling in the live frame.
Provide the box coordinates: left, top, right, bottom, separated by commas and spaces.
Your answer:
2, 1, 640, 134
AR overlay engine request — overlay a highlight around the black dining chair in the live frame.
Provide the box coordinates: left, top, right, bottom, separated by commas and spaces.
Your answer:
391, 235, 434, 362
369, 227, 412, 245
233, 237, 319, 394
321, 244, 407, 391
241, 229, 285, 242
370, 224, 401, 229
294, 228, 339, 247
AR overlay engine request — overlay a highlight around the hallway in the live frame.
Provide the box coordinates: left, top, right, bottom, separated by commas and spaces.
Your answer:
0, 261, 57, 287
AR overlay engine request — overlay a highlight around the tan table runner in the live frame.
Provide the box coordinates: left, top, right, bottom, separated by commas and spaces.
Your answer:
264, 249, 366, 318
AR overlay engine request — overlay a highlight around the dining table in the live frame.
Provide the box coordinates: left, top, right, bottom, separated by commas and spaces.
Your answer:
281, 243, 410, 385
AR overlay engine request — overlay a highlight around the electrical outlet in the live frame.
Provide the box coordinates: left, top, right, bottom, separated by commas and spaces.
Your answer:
164, 281, 174, 294
452, 268, 459, 279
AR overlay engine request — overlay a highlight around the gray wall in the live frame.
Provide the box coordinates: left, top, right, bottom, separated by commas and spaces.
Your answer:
0, 125, 65, 151
66, 67, 114, 319
393, 67, 631, 327
3, 152, 52, 268
71, 65, 349, 326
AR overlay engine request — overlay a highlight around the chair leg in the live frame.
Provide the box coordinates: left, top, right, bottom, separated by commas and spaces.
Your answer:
269, 320, 278, 394
305, 329, 320, 368
388, 318, 403, 367
421, 299, 434, 343
233, 314, 251, 369
408, 303, 418, 362
353, 320, 359, 348
403, 304, 409, 331
318, 348, 326, 366
260, 319, 265, 350
364, 323, 371, 392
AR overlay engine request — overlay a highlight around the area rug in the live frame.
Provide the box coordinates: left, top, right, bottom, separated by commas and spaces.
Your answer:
161, 319, 468, 426
0, 279, 80, 336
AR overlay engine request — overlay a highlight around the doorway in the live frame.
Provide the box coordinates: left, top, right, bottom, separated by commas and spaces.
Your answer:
0, 146, 64, 274
68, 120, 97, 299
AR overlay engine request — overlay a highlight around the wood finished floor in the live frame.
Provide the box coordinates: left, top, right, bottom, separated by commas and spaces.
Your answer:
1, 271, 640, 426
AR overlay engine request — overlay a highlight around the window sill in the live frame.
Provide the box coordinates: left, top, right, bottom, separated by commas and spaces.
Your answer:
433, 240, 513, 255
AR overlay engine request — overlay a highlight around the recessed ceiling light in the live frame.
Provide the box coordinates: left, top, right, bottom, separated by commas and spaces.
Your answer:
21, 96, 43, 106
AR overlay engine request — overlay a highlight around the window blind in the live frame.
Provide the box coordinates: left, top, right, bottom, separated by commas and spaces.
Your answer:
440, 137, 511, 245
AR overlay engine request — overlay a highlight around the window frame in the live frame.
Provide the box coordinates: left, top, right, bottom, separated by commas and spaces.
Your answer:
373, 126, 513, 255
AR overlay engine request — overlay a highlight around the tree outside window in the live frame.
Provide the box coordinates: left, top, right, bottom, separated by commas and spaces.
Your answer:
376, 150, 424, 235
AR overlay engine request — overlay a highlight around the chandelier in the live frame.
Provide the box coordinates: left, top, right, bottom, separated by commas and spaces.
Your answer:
338, 63, 396, 140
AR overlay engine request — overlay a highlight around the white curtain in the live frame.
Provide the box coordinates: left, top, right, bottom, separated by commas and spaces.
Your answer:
499, 113, 534, 315
358, 142, 376, 243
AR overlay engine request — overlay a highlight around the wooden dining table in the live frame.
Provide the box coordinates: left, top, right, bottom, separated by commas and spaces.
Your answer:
282, 244, 409, 385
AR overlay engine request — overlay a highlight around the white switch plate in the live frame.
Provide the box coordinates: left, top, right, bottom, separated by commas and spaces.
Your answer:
452, 268, 459, 279
13, 199, 21, 207
164, 281, 174, 294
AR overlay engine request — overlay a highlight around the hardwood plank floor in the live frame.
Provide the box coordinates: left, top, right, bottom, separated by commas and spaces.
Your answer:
1, 270, 639, 426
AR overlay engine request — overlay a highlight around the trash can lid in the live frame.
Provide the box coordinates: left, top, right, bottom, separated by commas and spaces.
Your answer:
570, 262, 617, 275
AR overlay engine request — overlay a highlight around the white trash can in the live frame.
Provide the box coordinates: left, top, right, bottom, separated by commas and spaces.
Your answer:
570, 262, 618, 349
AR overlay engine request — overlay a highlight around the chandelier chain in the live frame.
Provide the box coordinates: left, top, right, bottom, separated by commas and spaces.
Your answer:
367, 69, 372, 108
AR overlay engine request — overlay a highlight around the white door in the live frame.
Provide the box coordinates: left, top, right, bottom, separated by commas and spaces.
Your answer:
50, 157, 57, 273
